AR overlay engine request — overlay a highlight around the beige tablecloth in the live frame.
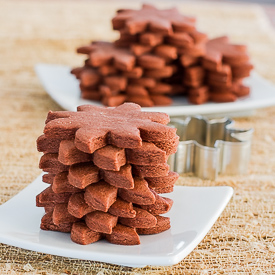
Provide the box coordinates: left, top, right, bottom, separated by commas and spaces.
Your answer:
0, 0, 275, 274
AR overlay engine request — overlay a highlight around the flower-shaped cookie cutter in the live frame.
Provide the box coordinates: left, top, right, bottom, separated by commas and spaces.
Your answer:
168, 116, 253, 180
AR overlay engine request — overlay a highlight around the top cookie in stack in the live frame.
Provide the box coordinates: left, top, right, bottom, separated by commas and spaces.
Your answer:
71, 4, 253, 107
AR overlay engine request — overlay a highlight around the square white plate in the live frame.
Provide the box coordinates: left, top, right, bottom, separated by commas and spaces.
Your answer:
35, 63, 275, 117
0, 174, 233, 267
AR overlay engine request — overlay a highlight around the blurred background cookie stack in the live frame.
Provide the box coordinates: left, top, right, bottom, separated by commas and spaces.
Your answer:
36, 103, 179, 245
188, 36, 254, 104
71, 4, 253, 107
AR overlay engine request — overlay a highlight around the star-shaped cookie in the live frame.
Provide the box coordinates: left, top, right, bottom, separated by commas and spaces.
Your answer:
202, 36, 250, 71
112, 4, 196, 35
77, 41, 136, 71
44, 103, 175, 154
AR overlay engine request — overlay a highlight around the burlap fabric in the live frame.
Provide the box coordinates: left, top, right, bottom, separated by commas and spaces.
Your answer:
0, 0, 275, 274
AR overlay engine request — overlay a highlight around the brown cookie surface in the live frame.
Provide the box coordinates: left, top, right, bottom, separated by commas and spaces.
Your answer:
119, 207, 157, 228
106, 224, 140, 245
102, 164, 134, 189
126, 142, 166, 165
42, 173, 55, 184
108, 198, 136, 218
137, 54, 166, 70
93, 145, 126, 171
68, 162, 99, 189
36, 186, 71, 207
52, 203, 79, 225
145, 171, 179, 193
85, 211, 118, 234
203, 36, 250, 71
39, 153, 69, 174
44, 103, 174, 154
41, 212, 72, 233
68, 192, 95, 218
139, 32, 164, 46
84, 181, 118, 212
58, 140, 93, 165
136, 215, 170, 234
112, 4, 195, 35
132, 163, 170, 177
78, 41, 135, 71
37, 135, 61, 153
71, 221, 102, 245
118, 177, 155, 205
140, 191, 173, 215
52, 172, 81, 194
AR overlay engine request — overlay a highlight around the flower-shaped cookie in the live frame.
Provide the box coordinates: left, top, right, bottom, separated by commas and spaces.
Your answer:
44, 103, 175, 154
112, 4, 196, 35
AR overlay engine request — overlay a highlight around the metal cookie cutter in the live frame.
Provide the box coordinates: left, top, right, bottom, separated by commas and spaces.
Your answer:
168, 116, 253, 180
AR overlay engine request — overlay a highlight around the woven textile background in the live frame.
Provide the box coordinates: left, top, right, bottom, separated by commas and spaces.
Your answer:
0, 0, 275, 274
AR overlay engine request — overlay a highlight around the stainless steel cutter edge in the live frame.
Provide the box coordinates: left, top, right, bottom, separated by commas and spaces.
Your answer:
167, 116, 253, 180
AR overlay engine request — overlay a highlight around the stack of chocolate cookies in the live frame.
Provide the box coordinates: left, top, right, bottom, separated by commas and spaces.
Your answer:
71, 4, 253, 107
36, 103, 179, 245
188, 36, 254, 104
